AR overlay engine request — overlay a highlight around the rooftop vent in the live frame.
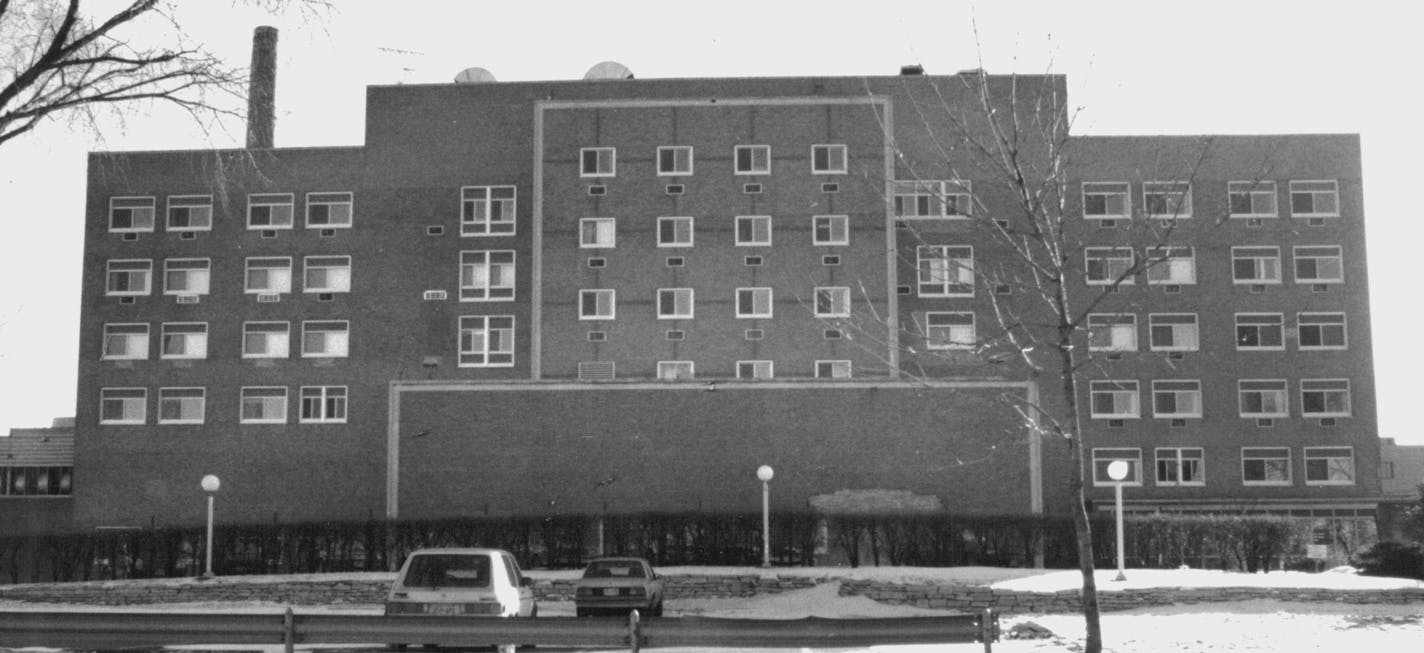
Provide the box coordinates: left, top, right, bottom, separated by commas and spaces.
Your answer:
453, 67, 497, 83
584, 61, 634, 80
900, 64, 925, 75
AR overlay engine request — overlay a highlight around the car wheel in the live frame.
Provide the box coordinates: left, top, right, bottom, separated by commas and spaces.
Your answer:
651, 600, 663, 617
387, 646, 406, 652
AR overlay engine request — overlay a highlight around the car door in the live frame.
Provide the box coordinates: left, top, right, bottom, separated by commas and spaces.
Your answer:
503, 553, 535, 616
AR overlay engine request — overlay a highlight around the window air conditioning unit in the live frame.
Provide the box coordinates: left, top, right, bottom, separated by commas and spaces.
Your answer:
1247, 218, 1262, 228
422, 290, 447, 301
1256, 418, 1274, 428
257, 293, 280, 303
176, 295, 200, 304
1319, 418, 1337, 427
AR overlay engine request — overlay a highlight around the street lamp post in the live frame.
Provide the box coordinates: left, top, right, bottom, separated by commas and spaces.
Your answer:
756, 465, 774, 568
1106, 460, 1129, 582
200, 474, 220, 578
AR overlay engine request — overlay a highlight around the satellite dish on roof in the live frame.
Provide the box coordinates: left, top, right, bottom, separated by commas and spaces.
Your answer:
584, 61, 634, 80
453, 67, 497, 83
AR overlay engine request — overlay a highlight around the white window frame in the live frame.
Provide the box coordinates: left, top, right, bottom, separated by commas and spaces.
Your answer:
737, 360, 774, 380
657, 146, 693, 176
736, 287, 773, 319
652, 360, 691, 381
917, 245, 974, 297
580, 147, 616, 177
460, 185, 517, 236
1089, 380, 1140, 419
157, 387, 205, 425
925, 312, 975, 350
1148, 313, 1199, 352
814, 286, 850, 318
1155, 448, 1205, 487
1087, 314, 1137, 352
1092, 448, 1143, 486
105, 259, 152, 296
812, 215, 849, 246
1151, 380, 1202, 419
458, 315, 515, 368
101, 323, 149, 361
162, 258, 210, 296
1293, 245, 1343, 284
305, 191, 354, 228
893, 180, 972, 218
244, 257, 292, 294
1231, 246, 1282, 284
240, 386, 288, 425
109, 196, 156, 232
159, 322, 208, 360
1242, 447, 1292, 486
1235, 313, 1285, 351
579, 218, 616, 248
1304, 447, 1355, 486
1300, 379, 1351, 418
1238, 379, 1288, 418
1227, 181, 1278, 218
242, 321, 290, 359
657, 288, 694, 320
811, 144, 847, 174
1081, 182, 1130, 219
303, 256, 352, 293
735, 215, 771, 246
733, 145, 771, 175
299, 386, 347, 424
99, 388, 146, 425
1289, 180, 1339, 218
459, 250, 516, 301
300, 320, 350, 358
1298, 312, 1347, 351
657, 216, 694, 247
815, 360, 852, 379
246, 193, 295, 229
580, 289, 616, 320
166, 195, 213, 231
1143, 181, 1192, 218
1145, 246, 1196, 285
1085, 247, 1135, 286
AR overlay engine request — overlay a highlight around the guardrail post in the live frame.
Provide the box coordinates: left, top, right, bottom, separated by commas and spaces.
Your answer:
283, 607, 294, 653
628, 609, 642, 653
981, 608, 996, 653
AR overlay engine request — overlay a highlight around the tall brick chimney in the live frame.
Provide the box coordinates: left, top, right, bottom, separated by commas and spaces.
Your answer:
246, 26, 278, 149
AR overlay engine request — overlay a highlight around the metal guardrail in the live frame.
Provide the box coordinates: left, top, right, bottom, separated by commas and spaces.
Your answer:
0, 608, 999, 652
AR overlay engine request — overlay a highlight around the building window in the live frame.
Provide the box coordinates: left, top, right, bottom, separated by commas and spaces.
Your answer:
303, 256, 351, 293
166, 195, 213, 231
160, 322, 207, 359
1091, 448, 1142, 486
1238, 380, 1288, 418
579, 218, 616, 248
580, 289, 616, 320
734, 145, 770, 175
735, 215, 771, 246
1228, 181, 1277, 218
1231, 246, 1282, 284
1155, 448, 1205, 486
1089, 380, 1140, 419
247, 193, 294, 229
1145, 246, 1195, 285
105, 259, 152, 296
245, 257, 292, 294
109, 196, 155, 232
1242, 447, 1291, 485
815, 360, 852, 379
1087, 314, 1137, 352
893, 180, 972, 218
301, 320, 349, 358
1301, 379, 1351, 417
306, 192, 353, 228
459, 250, 515, 301
657, 216, 694, 247
242, 321, 290, 358
736, 287, 773, 319
162, 258, 210, 296
1085, 247, 1134, 285
461, 186, 517, 236
1152, 380, 1202, 419
99, 388, 146, 424
299, 386, 347, 423
1294, 246, 1343, 283
737, 360, 774, 380
1298, 313, 1347, 350
580, 147, 616, 177
657, 288, 694, 319
1290, 180, 1339, 217
1235, 313, 1284, 351
1, 466, 73, 496
157, 387, 205, 425
814, 287, 850, 317
917, 245, 974, 296
1305, 447, 1355, 485
1148, 313, 1199, 352
812, 144, 847, 174
812, 215, 849, 246
240, 387, 288, 424
925, 312, 975, 350
1143, 181, 1192, 218
101, 323, 149, 360
657, 146, 693, 175
1081, 182, 1130, 219
458, 315, 515, 367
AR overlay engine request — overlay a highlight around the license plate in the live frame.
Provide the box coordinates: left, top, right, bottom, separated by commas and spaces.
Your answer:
425, 603, 463, 615
603, 588, 620, 597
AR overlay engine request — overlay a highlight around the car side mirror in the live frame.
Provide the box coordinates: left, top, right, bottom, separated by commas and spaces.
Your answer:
520, 575, 532, 587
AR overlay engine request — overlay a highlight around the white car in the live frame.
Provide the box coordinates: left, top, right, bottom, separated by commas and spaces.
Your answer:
384, 547, 538, 618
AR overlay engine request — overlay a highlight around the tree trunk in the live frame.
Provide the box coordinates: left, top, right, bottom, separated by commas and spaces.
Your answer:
1058, 311, 1103, 653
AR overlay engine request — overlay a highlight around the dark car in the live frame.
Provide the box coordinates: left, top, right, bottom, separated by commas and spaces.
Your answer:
574, 557, 665, 617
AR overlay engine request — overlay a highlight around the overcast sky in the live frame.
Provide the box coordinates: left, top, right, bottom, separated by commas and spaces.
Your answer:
2, 0, 1420, 444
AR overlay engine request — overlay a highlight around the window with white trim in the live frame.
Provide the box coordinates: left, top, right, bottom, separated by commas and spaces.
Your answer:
109, 196, 155, 232
1089, 380, 1140, 419
1238, 380, 1288, 418
579, 218, 616, 248
815, 360, 851, 379
157, 387, 205, 424
240, 387, 288, 424
301, 320, 349, 358
299, 386, 347, 423
1231, 247, 1281, 284
1301, 379, 1351, 417
303, 256, 351, 293
101, 323, 149, 360
163, 258, 210, 296
1228, 181, 1277, 218
1155, 448, 1204, 486
1304, 447, 1355, 485
657, 288, 694, 319
1242, 447, 1291, 485
580, 289, 616, 320
459, 250, 515, 301
1152, 380, 1202, 419
160, 322, 207, 359
657, 146, 692, 175
247, 193, 294, 229
657, 361, 695, 380
1298, 313, 1347, 350
736, 287, 772, 319
811, 144, 847, 174
1145, 246, 1195, 285
461, 186, 516, 236
917, 245, 973, 296
1082, 182, 1130, 219
245, 257, 292, 294
306, 192, 353, 228
1143, 181, 1192, 218
657, 216, 693, 247
1294, 246, 1343, 283
1235, 313, 1284, 350
458, 315, 515, 367
580, 148, 616, 177
814, 287, 850, 317
734, 145, 770, 175
1091, 448, 1142, 486
893, 180, 972, 218
813, 215, 848, 245
735, 215, 771, 246
1290, 180, 1339, 217
99, 388, 146, 424
1085, 247, 1134, 285
242, 321, 290, 358
925, 312, 975, 350
106, 259, 152, 296
166, 195, 213, 231
1087, 314, 1137, 352
737, 360, 774, 380
1148, 313, 1198, 351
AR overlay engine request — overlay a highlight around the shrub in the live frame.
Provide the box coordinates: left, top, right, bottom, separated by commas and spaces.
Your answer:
1352, 541, 1424, 580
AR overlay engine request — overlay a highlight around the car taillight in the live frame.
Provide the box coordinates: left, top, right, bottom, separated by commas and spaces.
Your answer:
627, 587, 645, 597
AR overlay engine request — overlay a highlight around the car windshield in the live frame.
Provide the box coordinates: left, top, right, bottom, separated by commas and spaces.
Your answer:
403, 554, 492, 588
584, 560, 646, 578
